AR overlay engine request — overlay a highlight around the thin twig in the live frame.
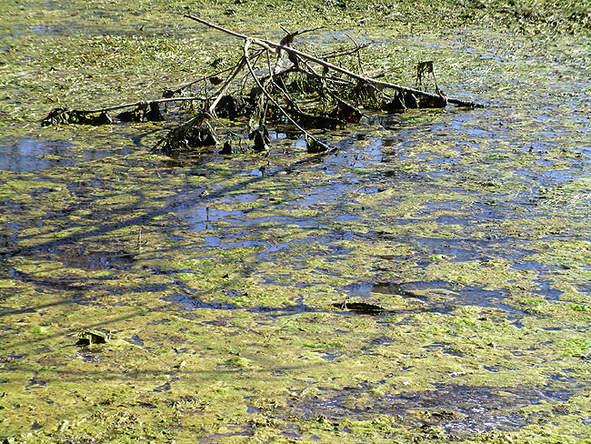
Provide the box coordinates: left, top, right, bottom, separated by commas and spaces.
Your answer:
299, 58, 362, 116
264, 49, 302, 113
320, 43, 370, 60
208, 56, 247, 116
240, 49, 265, 94
279, 25, 323, 38
165, 66, 235, 96
73, 96, 208, 115
344, 33, 363, 72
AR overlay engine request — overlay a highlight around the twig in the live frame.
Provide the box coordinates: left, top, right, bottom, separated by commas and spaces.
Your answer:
264, 49, 303, 113
164, 66, 235, 96
239, 49, 265, 94
208, 56, 247, 116
344, 33, 364, 72
64, 96, 208, 115
300, 58, 362, 116
278, 25, 324, 50
320, 43, 370, 60
279, 25, 323, 39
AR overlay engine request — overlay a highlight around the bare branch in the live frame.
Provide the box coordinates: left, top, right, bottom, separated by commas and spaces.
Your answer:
208, 56, 248, 116
184, 14, 481, 108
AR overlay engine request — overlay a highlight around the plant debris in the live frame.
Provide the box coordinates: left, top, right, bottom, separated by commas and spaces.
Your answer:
42, 15, 482, 156
333, 301, 387, 315
76, 329, 111, 346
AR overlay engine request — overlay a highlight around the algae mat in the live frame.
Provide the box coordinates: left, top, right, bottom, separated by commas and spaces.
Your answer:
1, 1, 591, 442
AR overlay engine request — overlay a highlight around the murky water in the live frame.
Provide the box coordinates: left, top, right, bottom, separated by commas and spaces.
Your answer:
1, 17, 590, 441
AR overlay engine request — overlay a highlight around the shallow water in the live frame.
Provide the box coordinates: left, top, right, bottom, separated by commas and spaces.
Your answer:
0, 137, 127, 172
1, 12, 590, 442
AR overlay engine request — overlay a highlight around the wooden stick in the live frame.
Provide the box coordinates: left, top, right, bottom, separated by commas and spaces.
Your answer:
264, 49, 302, 113
320, 43, 370, 60
208, 56, 247, 116
166, 66, 235, 96
185, 14, 482, 108
166, 49, 266, 97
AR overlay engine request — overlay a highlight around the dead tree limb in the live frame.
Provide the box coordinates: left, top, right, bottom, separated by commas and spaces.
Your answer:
184, 14, 482, 108
42, 96, 207, 126
42, 14, 485, 158
68, 96, 208, 114
209, 56, 248, 116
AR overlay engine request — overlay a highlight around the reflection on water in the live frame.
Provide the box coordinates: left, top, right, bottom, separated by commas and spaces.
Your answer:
0, 138, 73, 172
0, 138, 124, 172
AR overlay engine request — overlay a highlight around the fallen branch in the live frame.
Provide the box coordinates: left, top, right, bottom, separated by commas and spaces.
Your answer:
185, 14, 481, 108
42, 15, 485, 158
244, 40, 331, 153
42, 96, 207, 126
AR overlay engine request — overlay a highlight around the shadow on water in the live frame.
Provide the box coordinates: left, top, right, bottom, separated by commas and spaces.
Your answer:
0, 149, 333, 261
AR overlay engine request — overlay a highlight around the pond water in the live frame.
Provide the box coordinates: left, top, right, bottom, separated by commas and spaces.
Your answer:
0, 137, 127, 172
0, 19, 590, 442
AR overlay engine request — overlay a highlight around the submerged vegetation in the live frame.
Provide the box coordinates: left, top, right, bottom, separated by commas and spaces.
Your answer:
1, 0, 590, 442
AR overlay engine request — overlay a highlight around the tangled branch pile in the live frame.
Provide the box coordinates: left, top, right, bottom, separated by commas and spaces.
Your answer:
42, 15, 481, 155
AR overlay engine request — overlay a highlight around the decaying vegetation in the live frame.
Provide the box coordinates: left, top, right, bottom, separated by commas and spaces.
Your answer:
42, 15, 481, 155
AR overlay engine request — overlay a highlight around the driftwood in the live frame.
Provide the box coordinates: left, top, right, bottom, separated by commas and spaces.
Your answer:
42, 15, 483, 155
41, 96, 207, 126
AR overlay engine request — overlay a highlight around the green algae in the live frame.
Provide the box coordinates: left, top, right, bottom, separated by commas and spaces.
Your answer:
1, 0, 591, 443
